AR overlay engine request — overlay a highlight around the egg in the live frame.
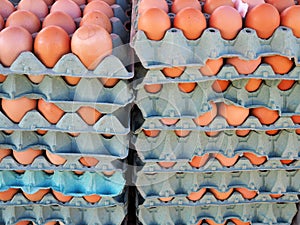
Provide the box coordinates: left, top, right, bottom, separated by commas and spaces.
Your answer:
265, 129, 279, 135
79, 156, 99, 166
212, 80, 230, 92
205, 219, 226, 225
265, 0, 294, 13
0, 74, 6, 83
162, 66, 185, 78
50, 0, 82, 19
157, 162, 176, 168
199, 58, 224, 76
27, 75, 45, 84
77, 106, 102, 125
52, 190, 73, 202
205, 131, 220, 137
46, 151, 67, 165
189, 154, 209, 168
178, 82, 196, 93
63, 76, 81, 85
281, 159, 294, 165
226, 57, 261, 74
245, 79, 262, 92
144, 84, 162, 93
159, 118, 179, 125
6, 10, 41, 34
203, 0, 234, 14
241, 0, 265, 10
38, 99, 65, 124
210, 188, 234, 200
193, 102, 217, 126
209, 5, 242, 40
0, 15, 3, 31
174, 130, 190, 137
17, 0, 48, 19
0, 188, 18, 201
262, 55, 294, 74
159, 197, 174, 202
143, 129, 160, 137
0, 26, 33, 67
34, 26, 71, 68
43, 0, 54, 5
277, 80, 295, 91
15, 221, 31, 225
218, 103, 249, 126
231, 218, 250, 225
251, 107, 279, 125
174, 7, 207, 40
138, 8, 171, 41
269, 194, 283, 199
43, 11, 76, 35
2, 97, 36, 123
99, 78, 119, 87
171, 0, 201, 14
80, 11, 112, 33
245, 3, 280, 39
281, 5, 300, 38
214, 153, 239, 167
138, 0, 169, 14
71, 24, 112, 70
83, 0, 114, 18
0, 149, 11, 162
236, 130, 250, 136
187, 188, 206, 201
235, 188, 257, 200
243, 152, 267, 165
83, 194, 102, 203
13, 148, 43, 165
71, 0, 86, 5
0, 0, 15, 19
23, 189, 50, 201
44, 221, 58, 225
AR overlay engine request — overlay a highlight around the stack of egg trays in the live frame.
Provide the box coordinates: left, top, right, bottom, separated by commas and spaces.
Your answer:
0, 0, 133, 223
130, 0, 300, 224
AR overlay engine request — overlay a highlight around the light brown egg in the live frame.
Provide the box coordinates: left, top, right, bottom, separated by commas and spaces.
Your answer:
46, 151, 67, 165
0, 149, 11, 162
193, 102, 217, 126
265, 0, 294, 13
187, 188, 206, 201
171, 0, 201, 14
200, 58, 224, 76
52, 190, 73, 202
178, 82, 196, 93
143, 129, 160, 137
38, 99, 65, 124
210, 188, 234, 200
281, 5, 300, 38
0, 0, 15, 19
13, 148, 43, 165
251, 107, 279, 125
159, 118, 179, 125
245, 79, 262, 92
77, 106, 102, 125
243, 152, 267, 165
189, 154, 210, 168
83, 0, 114, 17
99, 78, 119, 87
277, 80, 295, 91
80, 11, 112, 33
235, 187, 257, 199
214, 153, 239, 167
43, 11, 76, 35
231, 218, 251, 225
83, 194, 102, 203
0, 15, 4, 31
174, 130, 191, 137
144, 84, 162, 93
23, 189, 50, 201
17, 0, 49, 19
79, 157, 99, 167
43, 0, 54, 5
212, 80, 230, 92
63, 76, 81, 85
236, 130, 250, 137
157, 162, 176, 168
203, 0, 234, 14
138, 0, 169, 14
263, 55, 294, 74
226, 57, 261, 74
50, 0, 82, 19
218, 103, 249, 126
0, 188, 18, 201
162, 66, 185, 78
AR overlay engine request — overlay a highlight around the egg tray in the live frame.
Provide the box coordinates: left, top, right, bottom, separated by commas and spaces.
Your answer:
0, 204, 126, 225
0, 104, 130, 134
132, 130, 299, 161
0, 170, 125, 197
134, 63, 300, 86
0, 76, 133, 113
138, 202, 296, 225
135, 170, 300, 198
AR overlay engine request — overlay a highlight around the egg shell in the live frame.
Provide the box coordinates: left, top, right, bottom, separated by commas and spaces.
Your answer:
80, 11, 112, 33
83, 194, 102, 203
236, 130, 250, 137
46, 151, 67, 165
189, 154, 210, 168
15, 221, 31, 225
174, 130, 191, 137
83, 0, 114, 17
79, 157, 99, 166
51, 0, 82, 19
0, 0, 15, 19
243, 152, 267, 165
17, 0, 49, 19
27, 75, 45, 84
87, 0, 115, 5
52, 190, 73, 202
0, 15, 4, 31
63, 76, 81, 85
245, 78, 262, 92
157, 162, 176, 168
159, 197, 174, 202
142, 129, 160, 137
71, 0, 86, 5
99, 77, 119, 87
159, 118, 179, 125
226, 57, 261, 74
23, 189, 50, 201
277, 80, 295, 91
13, 148, 43, 165
38, 99, 65, 124
0, 188, 18, 201
77, 106, 102, 125
200, 58, 224, 76
231, 218, 251, 225
235, 187, 257, 199
43, 0, 54, 5
241, 0, 265, 10
171, 0, 201, 14
281, 5, 300, 38
251, 107, 279, 125
210, 188, 234, 200
43, 11, 76, 35
265, 130, 279, 135
138, 0, 169, 14
263, 55, 294, 74
214, 153, 239, 167
218, 103, 249, 126
265, 0, 294, 13
187, 188, 206, 201
0, 149, 11, 162
0, 74, 6, 83
212, 80, 230, 92
203, 0, 234, 14
178, 82, 196, 93
205, 131, 220, 137
193, 102, 217, 126
162, 66, 185, 78
144, 84, 162, 93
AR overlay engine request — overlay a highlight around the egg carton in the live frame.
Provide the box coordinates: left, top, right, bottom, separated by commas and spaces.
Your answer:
134, 62, 300, 87
0, 76, 133, 113
135, 170, 300, 198
132, 130, 299, 161
0, 204, 126, 225
0, 104, 130, 134
138, 202, 296, 225
0, 170, 125, 197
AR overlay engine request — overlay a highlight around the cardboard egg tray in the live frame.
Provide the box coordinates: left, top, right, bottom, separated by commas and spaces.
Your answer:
133, 130, 299, 162
0, 170, 125, 197
0, 104, 130, 134
138, 202, 296, 225
0, 76, 133, 112
0, 204, 126, 225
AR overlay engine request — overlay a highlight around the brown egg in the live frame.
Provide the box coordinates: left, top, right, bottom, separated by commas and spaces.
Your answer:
34, 26, 70, 68
77, 106, 102, 125
235, 187, 257, 199
200, 58, 224, 76
13, 148, 43, 165
0, 188, 18, 201
189, 154, 210, 168
187, 188, 206, 201
212, 80, 231, 92
2, 97, 36, 123
245, 3, 280, 39
174, 7, 206, 40
0, 74, 6, 83
0, 149, 11, 162
72, 0, 86, 5
138, 0, 169, 14
52, 190, 73, 202
269, 193, 283, 199
291, 115, 300, 124
281, 5, 300, 38
209, 6, 242, 40
245, 79, 262, 92
99, 78, 119, 87
277, 80, 295, 91
265, 0, 294, 13
46, 151, 67, 165
263, 55, 294, 74
280, 159, 294, 165
51, 0, 82, 18
79, 157, 99, 167
193, 102, 217, 126
171, 0, 201, 14
241, 0, 265, 10
138, 8, 171, 41
231, 218, 250, 225
27, 75, 45, 84
218, 103, 249, 126
38, 99, 64, 124
205, 131, 220, 137
23, 189, 50, 201
214, 153, 239, 167
162, 67, 185, 78
0, 15, 3, 31
63, 76, 81, 85
174, 130, 191, 137
83, 0, 114, 17
210, 188, 234, 200
157, 162, 176, 168
203, 0, 234, 14
6, 10, 41, 34
178, 82, 196, 93
43, 0, 54, 5
83, 194, 102, 203
80, 11, 112, 33
0, 26, 33, 67
71, 24, 112, 70
236, 130, 250, 137
265, 129, 279, 135
87, 0, 115, 5
206, 219, 226, 225
15, 221, 31, 225
43, 11, 76, 35
143, 129, 160, 137
159, 197, 174, 202
44, 221, 58, 225
226, 57, 261, 74
251, 107, 279, 125
159, 118, 179, 125
144, 84, 162, 93
0, 0, 15, 19
243, 152, 267, 165
17, 0, 48, 19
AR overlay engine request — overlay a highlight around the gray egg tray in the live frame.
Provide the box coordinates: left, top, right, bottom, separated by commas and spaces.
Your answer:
132, 130, 300, 161
0, 104, 130, 134
0, 170, 125, 197
0, 203, 126, 225
135, 170, 300, 198
0, 76, 133, 112
138, 202, 296, 225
